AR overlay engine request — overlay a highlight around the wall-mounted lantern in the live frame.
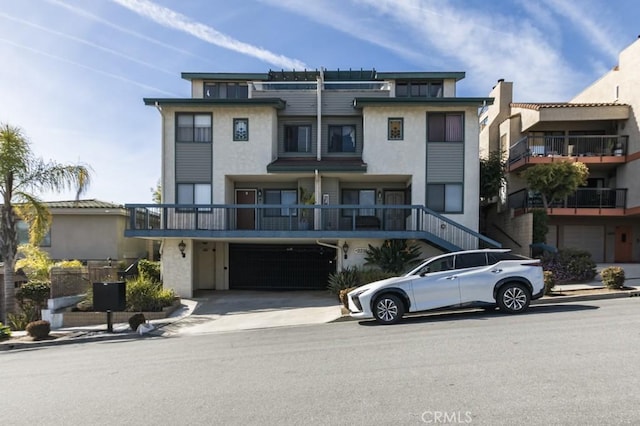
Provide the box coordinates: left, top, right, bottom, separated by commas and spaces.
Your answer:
178, 240, 186, 258
342, 241, 349, 259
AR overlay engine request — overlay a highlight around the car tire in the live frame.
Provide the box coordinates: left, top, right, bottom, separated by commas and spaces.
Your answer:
373, 294, 405, 324
497, 283, 530, 314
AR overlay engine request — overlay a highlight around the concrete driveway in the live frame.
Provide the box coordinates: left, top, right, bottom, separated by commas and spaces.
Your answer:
159, 291, 343, 335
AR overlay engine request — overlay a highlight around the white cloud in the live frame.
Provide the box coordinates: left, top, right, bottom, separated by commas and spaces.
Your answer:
111, 0, 308, 70
46, 0, 218, 66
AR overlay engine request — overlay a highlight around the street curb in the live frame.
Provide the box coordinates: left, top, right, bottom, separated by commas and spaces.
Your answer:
0, 330, 150, 352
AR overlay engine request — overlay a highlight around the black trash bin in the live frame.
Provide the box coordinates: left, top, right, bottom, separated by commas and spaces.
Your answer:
93, 281, 127, 312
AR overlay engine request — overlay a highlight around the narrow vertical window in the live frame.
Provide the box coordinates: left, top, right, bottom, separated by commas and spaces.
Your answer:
388, 118, 403, 140
234, 118, 249, 141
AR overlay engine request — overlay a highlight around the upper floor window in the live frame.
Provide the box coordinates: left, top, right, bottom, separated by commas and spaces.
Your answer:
285, 125, 311, 153
388, 118, 403, 140
427, 113, 463, 142
329, 125, 356, 153
427, 183, 463, 213
396, 80, 443, 98
177, 113, 212, 143
204, 82, 248, 99
264, 189, 297, 217
177, 183, 212, 211
233, 118, 249, 141
342, 189, 375, 217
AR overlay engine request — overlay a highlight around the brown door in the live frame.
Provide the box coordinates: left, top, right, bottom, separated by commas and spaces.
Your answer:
384, 191, 405, 230
615, 225, 633, 262
236, 190, 256, 230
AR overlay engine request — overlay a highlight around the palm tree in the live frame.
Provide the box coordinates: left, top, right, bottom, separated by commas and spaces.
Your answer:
0, 124, 91, 323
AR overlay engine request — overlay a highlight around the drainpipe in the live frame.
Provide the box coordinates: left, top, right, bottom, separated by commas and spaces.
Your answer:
317, 69, 324, 161
314, 169, 321, 229
316, 240, 347, 271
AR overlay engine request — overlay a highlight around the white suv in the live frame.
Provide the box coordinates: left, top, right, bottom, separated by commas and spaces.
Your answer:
347, 249, 544, 324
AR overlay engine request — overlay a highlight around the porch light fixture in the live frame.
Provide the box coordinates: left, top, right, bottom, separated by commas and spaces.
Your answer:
342, 241, 349, 259
178, 240, 186, 258
258, 189, 262, 199
377, 190, 382, 201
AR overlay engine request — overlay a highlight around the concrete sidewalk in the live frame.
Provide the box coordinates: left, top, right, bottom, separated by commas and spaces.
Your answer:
2, 263, 640, 351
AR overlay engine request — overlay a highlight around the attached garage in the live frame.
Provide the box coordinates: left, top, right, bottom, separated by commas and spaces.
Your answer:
229, 244, 337, 290
562, 225, 605, 262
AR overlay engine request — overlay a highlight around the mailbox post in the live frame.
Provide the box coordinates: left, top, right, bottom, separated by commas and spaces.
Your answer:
92, 281, 126, 332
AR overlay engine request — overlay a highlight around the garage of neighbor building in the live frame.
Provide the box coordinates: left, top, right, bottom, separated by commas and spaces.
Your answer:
229, 244, 337, 290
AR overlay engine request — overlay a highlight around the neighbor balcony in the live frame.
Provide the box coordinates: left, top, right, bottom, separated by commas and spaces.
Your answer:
124, 203, 500, 251
508, 188, 627, 216
508, 135, 628, 172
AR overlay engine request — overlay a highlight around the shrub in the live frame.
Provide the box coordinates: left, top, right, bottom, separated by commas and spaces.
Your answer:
16, 280, 51, 308
7, 303, 39, 331
0, 323, 11, 340
543, 271, 556, 295
138, 259, 161, 283
364, 239, 422, 274
541, 248, 597, 284
128, 313, 146, 331
25, 320, 50, 339
126, 277, 175, 312
16, 244, 52, 281
600, 266, 625, 289
339, 287, 357, 309
327, 267, 360, 297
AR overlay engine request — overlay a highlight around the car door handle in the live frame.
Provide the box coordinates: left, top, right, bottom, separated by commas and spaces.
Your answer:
446, 275, 457, 280
491, 269, 502, 273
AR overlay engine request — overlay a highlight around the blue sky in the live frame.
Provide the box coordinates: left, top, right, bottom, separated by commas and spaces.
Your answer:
0, 0, 638, 204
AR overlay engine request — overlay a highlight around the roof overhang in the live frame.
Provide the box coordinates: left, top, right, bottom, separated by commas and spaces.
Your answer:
143, 98, 286, 109
267, 158, 367, 173
511, 103, 630, 131
181, 73, 269, 81
376, 72, 465, 81
353, 97, 494, 108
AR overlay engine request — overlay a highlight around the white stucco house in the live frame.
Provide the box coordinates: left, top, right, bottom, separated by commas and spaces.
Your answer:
126, 69, 498, 297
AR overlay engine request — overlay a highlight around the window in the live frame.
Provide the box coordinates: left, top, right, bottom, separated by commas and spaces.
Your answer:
427, 255, 454, 272
17, 221, 51, 247
388, 118, 403, 140
233, 118, 249, 141
427, 184, 463, 213
342, 189, 375, 217
204, 82, 248, 99
177, 183, 212, 211
455, 253, 487, 269
264, 189, 297, 217
329, 125, 356, 152
396, 80, 443, 98
285, 125, 311, 152
427, 113, 463, 142
177, 113, 211, 143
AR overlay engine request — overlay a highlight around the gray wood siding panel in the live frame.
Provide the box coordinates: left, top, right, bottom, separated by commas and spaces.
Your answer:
253, 90, 316, 115
176, 143, 212, 182
322, 91, 386, 115
427, 143, 463, 182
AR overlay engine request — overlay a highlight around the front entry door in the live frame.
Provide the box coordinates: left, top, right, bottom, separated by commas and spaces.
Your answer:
196, 241, 215, 290
384, 190, 405, 230
615, 225, 633, 262
236, 190, 256, 230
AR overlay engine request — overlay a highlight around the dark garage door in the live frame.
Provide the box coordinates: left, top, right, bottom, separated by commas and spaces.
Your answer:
229, 244, 336, 290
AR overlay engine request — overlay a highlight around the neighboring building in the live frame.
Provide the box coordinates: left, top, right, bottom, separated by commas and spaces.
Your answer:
480, 38, 640, 262
127, 68, 498, 297
18, 200, 153, 264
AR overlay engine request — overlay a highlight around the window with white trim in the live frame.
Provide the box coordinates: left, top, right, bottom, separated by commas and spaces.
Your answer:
177, 113, 212, 143
427, 113, 463, 142
427, 184, 463, 213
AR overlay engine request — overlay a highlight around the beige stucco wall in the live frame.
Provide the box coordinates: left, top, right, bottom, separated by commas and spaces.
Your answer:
486, 209, 533, 257
44, 213, 147, 262
362, 105, 480, 232
161, 238, 194, 297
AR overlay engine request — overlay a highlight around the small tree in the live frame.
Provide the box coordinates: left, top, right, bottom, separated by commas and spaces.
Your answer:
480, 150, 507, 205
521, 161, 589, 209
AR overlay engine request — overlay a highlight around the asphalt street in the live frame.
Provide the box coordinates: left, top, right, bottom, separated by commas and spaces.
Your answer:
2, 298, 639, 425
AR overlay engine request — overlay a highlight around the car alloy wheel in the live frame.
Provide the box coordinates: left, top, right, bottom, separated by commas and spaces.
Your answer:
374, 294, 404, 324
498, 283, 530, 314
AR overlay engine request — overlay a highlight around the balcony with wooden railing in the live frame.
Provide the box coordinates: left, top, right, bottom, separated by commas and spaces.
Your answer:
508, 188, 627, 216
124, 203, 501, 251
508, 135, 628, 171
